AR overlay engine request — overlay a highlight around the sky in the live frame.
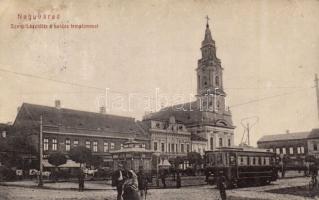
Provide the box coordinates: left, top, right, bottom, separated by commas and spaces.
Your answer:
0, 0, 318, 146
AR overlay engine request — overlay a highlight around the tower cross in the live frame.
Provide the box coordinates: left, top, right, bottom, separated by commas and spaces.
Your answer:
206, 15, 210, 25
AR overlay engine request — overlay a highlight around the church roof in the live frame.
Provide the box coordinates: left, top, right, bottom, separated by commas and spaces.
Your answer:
143, 101, 234, 129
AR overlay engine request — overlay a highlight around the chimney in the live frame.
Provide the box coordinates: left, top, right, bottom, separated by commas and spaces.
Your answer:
55, 100, 61, 109
99, 106, 106, 114
286, 129, 290, 134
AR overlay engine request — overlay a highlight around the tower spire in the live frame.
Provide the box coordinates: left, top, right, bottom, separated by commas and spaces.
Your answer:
202, 16, 214, 47
206, 15, 210, 28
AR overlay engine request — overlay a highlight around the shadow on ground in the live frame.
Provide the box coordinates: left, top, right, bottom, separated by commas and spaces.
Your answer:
266, 185, 319, 198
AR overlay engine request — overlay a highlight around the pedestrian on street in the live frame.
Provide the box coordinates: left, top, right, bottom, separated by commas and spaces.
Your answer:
160, 170, 167, 188
217, 172, 227, 200
122, 170, 141, 200
176, 170, 181, 188
137, 166, 148, 198
78, 168, 85, 192
112, 163, 128, 200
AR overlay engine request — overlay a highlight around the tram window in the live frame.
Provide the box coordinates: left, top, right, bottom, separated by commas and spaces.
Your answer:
216, 153, 223, 165
243, 156, 248, 165
265, 157, 270, 165
276, 148, 280, 154
289, 147, 294, 154
210, 154, 215, 165
257, 157, 261, 165
230, 155, 235, 165
301, 147, 305, 154
238, 156, 243, 165
282, 147, 286, 155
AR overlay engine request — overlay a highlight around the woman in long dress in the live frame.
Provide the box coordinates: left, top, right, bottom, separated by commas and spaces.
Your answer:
122, 170, 141, 200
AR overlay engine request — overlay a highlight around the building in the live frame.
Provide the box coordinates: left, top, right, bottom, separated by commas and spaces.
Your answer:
142, 20, 235, 158
0, 123, 9, 139
11, 101, 150, 168
257, 128, 319, 169
139, 116, 191, 160
0, 123, 10, 166
191, 134, 207, 156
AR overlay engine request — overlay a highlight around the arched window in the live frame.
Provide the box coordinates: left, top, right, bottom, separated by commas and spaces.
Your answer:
203, 76, 208, 87
215, 76, 219, 86
210, 137, 214, 150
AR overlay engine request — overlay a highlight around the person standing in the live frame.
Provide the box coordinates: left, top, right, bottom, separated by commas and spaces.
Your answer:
122, 170, 141, 200
137, 166, 148, 197
160, 170, 166, 188
78, 168, 85, 192
112, 163, 127, 200
217, 172, 227, 200
176, 170, 181, 188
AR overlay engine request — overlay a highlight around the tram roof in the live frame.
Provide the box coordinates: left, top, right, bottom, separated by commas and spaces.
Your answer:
205, 146, 272, 153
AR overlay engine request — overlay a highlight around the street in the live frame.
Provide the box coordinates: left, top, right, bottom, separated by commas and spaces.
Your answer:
0, 177, 318, 200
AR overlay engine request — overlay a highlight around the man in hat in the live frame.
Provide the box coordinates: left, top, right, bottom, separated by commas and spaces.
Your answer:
217, 171, 227, 200
78, 167, 85, 192
137, 166, 148, 197
160, 169, 167, 188
112, 163, 127, 200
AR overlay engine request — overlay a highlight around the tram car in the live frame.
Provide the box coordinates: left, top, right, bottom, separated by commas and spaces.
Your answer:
205, 147, 278, 188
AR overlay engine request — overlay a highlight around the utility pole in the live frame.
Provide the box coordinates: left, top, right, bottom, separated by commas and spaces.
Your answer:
315, 74, 319, 122
247, 123, 250, 146
240, 116, 259, 147
38, 115, 43, 187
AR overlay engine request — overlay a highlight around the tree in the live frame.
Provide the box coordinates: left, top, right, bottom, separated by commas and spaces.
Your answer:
174, 156, 185, 169
1, 135, 35, 169
306, 155, 318, 164
187, 152, 203, 175
48, 152, 67, 181
48, 152, 67, 167
69, 146, 92, 190
69, 146, 92, 167
187, 152, 203, 166
89, 155, 103, 168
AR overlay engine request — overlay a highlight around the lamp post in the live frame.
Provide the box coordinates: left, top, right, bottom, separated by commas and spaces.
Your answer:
38, 115, 43, 187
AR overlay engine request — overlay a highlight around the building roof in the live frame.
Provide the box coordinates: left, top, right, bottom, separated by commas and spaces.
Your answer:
191, 134, 207, 142
142, 102, 234, 129
0, 123, 10, 130
13, 103, 148, 140
257, 131, 313, 143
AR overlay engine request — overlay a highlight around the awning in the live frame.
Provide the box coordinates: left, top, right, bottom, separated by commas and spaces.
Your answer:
43, 159, 80, 168
158, 159, 171, 168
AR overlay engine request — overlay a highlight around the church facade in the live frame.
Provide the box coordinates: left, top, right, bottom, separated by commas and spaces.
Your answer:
142, 20, 235, 159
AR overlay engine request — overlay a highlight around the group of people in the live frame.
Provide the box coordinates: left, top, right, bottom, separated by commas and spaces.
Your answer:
112, 164, 149, 200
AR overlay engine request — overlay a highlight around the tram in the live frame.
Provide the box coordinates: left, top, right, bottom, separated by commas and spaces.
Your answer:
205, 147, 278, 188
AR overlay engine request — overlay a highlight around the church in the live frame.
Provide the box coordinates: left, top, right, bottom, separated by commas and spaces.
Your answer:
142, 19, 235, 159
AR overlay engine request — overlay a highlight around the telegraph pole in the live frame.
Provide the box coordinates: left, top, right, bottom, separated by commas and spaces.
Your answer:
38, 115, 43, 187
247, 123, 250, 146
315, 74, 319, 122
240, 116, 259, 147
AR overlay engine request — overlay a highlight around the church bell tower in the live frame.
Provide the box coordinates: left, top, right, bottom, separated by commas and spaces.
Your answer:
196, 17, 226, 113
